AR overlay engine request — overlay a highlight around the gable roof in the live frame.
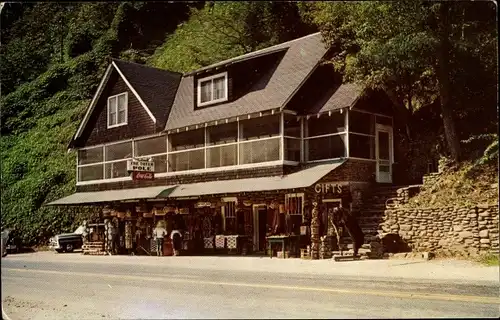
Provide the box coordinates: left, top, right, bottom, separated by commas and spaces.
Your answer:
112, 59, 182, 127
72, 60, 181, 143
310, 83, 364, 115
165, 32, 328, 131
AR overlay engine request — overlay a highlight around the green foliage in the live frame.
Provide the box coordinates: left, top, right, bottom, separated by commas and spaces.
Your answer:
462, 134, 499, 167
0, 2, 198, 246
149, 1, 314, 72
301, 1, 497, 162
403, 161, 498, 209
474, 253, 500, 267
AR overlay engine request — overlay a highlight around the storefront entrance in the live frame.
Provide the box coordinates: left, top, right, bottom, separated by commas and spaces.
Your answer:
376, 124, 393, 183
252, 204, 267, 252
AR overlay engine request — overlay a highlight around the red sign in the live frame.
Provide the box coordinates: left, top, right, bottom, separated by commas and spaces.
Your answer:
132, 171, 155, 180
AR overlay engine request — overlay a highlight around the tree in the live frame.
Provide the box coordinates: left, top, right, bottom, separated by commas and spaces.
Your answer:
299, 0, 497, 162
150, 1, 315, 72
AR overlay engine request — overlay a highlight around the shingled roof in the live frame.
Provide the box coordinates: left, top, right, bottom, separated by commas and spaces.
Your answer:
112, 59, 182, 129
165, 32, 329, 131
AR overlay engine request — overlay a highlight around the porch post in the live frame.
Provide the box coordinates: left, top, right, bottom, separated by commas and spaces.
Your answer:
280, 112, 285, 161
345, 108, 350, 158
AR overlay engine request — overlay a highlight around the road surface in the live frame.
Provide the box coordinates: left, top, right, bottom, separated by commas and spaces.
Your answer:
2, 252, 499, 319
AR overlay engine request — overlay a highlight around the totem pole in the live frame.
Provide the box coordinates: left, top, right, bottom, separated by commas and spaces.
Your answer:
104, 219, 112, 255
310, 200, 320, 260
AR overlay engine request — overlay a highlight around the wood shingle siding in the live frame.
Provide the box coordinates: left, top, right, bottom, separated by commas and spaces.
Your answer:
82, 75, 157, 147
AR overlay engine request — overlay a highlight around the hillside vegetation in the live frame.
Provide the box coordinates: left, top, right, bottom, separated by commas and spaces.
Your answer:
0, 1, 497, 246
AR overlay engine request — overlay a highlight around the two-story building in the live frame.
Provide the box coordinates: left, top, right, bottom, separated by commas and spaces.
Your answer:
49, 32, 400, 257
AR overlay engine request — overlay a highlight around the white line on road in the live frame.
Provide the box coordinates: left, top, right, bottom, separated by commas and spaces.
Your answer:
4, 267, 500, 305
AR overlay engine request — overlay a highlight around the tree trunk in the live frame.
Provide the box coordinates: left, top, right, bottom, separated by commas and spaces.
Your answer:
435, 2, 461, 162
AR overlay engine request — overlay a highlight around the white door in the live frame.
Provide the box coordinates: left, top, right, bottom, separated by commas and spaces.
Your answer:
375, 124, 393, 183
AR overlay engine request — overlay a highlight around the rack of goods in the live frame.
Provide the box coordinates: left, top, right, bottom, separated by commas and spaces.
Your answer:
82, 241, 105, 255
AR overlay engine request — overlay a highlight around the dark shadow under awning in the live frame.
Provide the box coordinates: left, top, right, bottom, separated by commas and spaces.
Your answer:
46, 185, 177, 206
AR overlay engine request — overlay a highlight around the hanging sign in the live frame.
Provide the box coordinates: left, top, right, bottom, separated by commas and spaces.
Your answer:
164, 206, 176, 213
127, 159, 155, 172
132, 171, 155, 180
314, 183, 343, 194
195, 202, 212, 208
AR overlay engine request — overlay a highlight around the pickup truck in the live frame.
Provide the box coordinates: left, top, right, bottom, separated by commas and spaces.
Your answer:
49, 226, 85, 253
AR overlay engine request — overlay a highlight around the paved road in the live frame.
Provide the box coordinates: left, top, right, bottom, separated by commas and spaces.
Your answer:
2, 253, 499, 319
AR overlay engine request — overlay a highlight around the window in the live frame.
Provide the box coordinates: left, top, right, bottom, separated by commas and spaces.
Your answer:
285, 193, 304, 216
286, 193, 305, 232
197, 72, 228, 106
221, 198, 237, 233
107, 92, 128, 128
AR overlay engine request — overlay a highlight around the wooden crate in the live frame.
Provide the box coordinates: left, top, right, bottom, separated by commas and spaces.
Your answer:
276, 251, 291, 259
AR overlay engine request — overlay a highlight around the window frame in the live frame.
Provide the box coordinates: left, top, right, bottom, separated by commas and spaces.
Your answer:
197, 72, 228, 107
285, 193, 305, 223
107, 92, 128, 129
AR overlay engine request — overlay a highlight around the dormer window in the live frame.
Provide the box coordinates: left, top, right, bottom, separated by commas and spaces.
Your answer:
197, 72, 228, 107
107, 92, 128, 128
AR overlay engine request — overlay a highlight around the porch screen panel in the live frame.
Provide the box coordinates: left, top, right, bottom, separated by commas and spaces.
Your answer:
349, 111, 375, 135
134, 135, 167, 156
284, 114, 301, 138
349, 134, 375, 159
284, 138, 301, 162
78, 147, 103, 165
105, 160, 129, 179
168, 149, 204, 172
150, 154, 168, 173
78, 164, 104, 181
207, 122, 237, 145
105, 141, 132, 161
307, 112, 345, 137
307, 134, 346, 161
169, 129, 205, 151
207, 144, 237, 168
239, 137, 280, 164
240, 115, 280, 141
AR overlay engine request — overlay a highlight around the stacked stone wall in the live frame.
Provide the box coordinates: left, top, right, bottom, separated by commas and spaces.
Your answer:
379, 204, 499, 255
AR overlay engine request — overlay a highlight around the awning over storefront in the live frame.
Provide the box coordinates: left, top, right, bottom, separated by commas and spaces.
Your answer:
160, 160, 345, 198
46, 185, 177, 206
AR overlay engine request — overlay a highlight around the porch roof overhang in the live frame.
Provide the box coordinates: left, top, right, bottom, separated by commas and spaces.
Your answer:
46, 185, 177, 206
159, 160, 346, 199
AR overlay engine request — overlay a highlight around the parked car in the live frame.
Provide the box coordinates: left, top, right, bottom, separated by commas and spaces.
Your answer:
1, 229, 23, 256
49, 226, 85, 253
1, 230, 9, 257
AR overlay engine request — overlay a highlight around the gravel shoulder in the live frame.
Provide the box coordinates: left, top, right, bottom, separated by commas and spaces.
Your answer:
3, 251, 499, 285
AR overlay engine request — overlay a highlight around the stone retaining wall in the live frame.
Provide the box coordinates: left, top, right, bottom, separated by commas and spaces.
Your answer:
379, 204, 499, 255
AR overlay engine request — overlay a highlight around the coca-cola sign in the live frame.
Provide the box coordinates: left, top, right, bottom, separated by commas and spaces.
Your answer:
132, 171, 155, 180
